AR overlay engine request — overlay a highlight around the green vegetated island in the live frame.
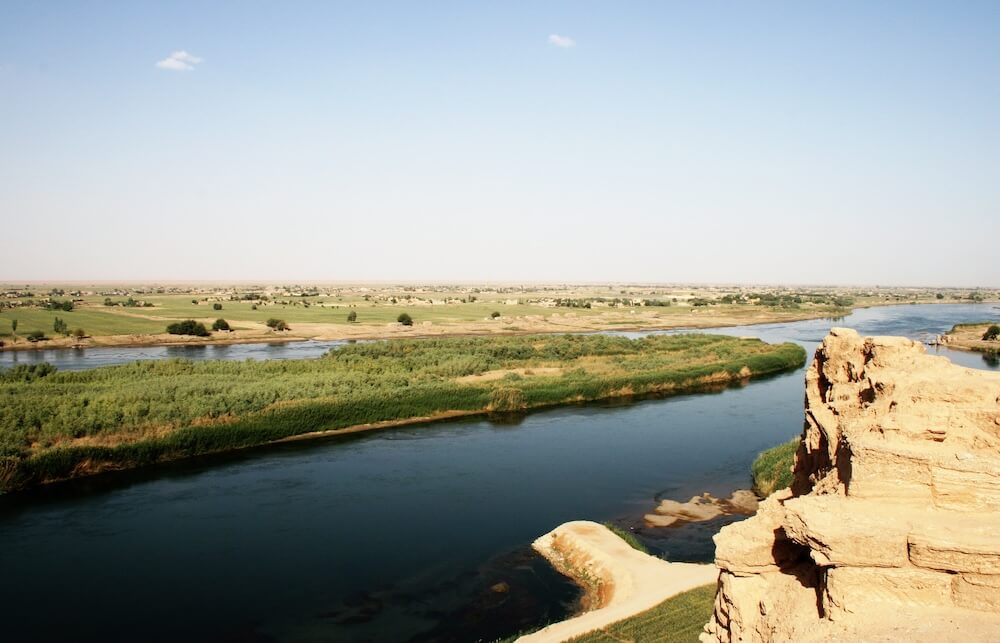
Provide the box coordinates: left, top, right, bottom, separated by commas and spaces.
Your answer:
0, 333, 805, 493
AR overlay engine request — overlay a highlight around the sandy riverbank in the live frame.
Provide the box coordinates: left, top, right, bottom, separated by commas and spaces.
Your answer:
519, 521, 717, 643
937, 321, 1000, 354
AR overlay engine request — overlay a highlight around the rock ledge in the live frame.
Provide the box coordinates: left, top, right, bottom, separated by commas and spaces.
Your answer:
703, 328, 1000, 642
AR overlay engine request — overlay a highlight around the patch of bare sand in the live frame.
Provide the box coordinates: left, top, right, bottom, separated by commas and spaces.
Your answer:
455, 367, 563, 383
644, 490, 758, 528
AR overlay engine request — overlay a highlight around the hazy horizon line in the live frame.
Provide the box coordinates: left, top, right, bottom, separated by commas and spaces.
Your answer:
1, 279, 997, 290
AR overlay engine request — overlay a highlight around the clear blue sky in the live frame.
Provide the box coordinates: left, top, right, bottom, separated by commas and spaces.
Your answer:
1, 1, 997, 285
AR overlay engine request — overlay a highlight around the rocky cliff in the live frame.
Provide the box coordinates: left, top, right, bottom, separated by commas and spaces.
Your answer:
702, 328, 1000, 642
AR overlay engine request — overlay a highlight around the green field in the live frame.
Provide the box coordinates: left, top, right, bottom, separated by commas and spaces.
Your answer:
6, 281, 992, 342
0, 333, 806, 492
0, 308, 167, 337
0, 282, 923, 340
567, 583, 717, 643
1, 294, 614, 338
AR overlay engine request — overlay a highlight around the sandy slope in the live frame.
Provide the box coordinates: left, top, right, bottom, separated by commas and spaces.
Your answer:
519, 521, 717, 643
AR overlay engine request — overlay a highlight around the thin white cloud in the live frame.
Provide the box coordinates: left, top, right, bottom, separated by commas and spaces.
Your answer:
548, 34, 575, 48
156, 50, 204, 71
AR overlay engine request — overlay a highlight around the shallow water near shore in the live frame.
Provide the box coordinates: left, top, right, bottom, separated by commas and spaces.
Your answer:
0, 304, 997, 642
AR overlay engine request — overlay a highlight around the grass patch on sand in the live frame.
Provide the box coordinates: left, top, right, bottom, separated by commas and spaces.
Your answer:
603, 523, 649, 554
0, 333, 805, 492
567, 583, 717, 643
751, 438, 798, 497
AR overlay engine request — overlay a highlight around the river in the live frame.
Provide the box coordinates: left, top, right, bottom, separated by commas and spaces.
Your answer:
0, 304, 996, 642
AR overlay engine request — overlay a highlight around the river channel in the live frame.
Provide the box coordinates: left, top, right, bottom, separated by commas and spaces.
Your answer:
1, 304, 996, 642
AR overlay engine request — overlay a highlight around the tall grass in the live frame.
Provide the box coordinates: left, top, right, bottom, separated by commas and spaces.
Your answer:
0, 334, 805, 491
751, 438, 799, 497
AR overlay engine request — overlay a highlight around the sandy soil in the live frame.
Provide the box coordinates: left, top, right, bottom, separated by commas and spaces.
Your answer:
455, 367, 564, 383
519, 521, 717, 643
644, 490, 759, 528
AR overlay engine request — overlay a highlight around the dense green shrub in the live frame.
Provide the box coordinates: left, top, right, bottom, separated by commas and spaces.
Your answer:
45, 300, 74, 312
0, 363, 57, 383
398, 312, 413, 326
983, 325, 1000, 341
751, 438, 798, 497
347, 310, 357, 322
212, 319, 231, 332
166, 320, 209, 337
212, 303, 223, 311
266, 318, 289, 331
26, 330, 46, 342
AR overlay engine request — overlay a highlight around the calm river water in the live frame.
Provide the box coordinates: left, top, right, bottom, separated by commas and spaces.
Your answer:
0, 304, 997, 643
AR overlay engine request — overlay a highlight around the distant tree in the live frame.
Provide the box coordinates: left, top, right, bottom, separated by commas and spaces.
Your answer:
491, 311, 501, 319
104, 297, 114, 306
11, 319, 17, 335
983, 325, 1000, 341
266, 318, 289, 331
191, 299, 198, 305
166, 320, 210, 337
936, 293, 944, 300
397, 312, 413, 326
347, 310, 357, 323
45, 300, 74, 312
212, 303, 223, 311
212, 318, 231, 332
26, 330, 46, 343
251, 304, 258, 310
53, 317, 68, 335
73, 328, 86, 339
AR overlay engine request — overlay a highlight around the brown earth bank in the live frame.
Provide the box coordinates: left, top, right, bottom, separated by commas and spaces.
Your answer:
938, 322, 1000, 354
0, 328, 304, 352
702, 328, 1000, 642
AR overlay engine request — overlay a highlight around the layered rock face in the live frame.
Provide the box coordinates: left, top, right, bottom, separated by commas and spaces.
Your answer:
703, 328, 1000, 642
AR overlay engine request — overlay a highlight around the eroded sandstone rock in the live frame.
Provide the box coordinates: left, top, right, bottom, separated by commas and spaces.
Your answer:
702, 328, 1000, 642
